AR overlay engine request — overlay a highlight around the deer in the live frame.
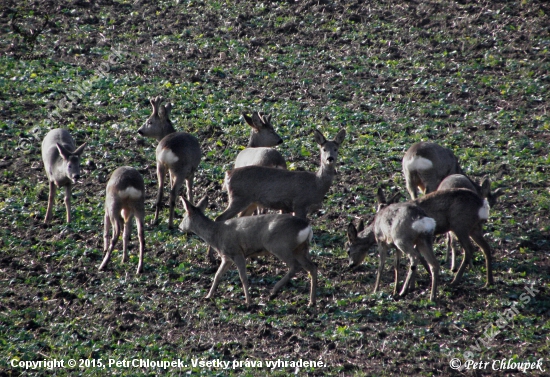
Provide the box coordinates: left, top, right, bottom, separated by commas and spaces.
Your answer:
347, 189, 439, 301
99, 166, 145, 274
409, 188, 494, 287
437, 174, 504, 272
234, 111, 286, 169
179, 196, 318, 307
137, 96, 201, 229
41, 128, 86, 224
402, 141, 465, 200
216, 128, 346, 222
234, 111, 286, 217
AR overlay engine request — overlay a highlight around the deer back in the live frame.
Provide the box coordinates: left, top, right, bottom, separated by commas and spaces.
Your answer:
403, 142, 463, 196
156, 132, 201, 172
105, 166, 145, 220
235, 112, 286, 169
413, 188, 489, 236
438, 174, 503, 207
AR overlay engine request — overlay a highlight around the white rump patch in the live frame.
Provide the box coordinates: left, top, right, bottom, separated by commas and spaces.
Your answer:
158, 148, 179, 164
405, 156, 433, 171
412, 217, 436, 233
118, 186, 142, 199
297, 226, 313, 244
121, 208, 131, 221
478, 198, 490, 220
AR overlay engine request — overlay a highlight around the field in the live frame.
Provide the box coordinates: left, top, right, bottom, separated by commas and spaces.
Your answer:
1, 0, 549, 375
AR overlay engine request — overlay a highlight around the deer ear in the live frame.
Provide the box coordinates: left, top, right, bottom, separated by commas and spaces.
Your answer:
357, 219, 365, 233
73, 143, 86, 156
162, 103, 173, 119
243, 113, 256, 129
480, 178, 491, 197
313, 129, 326, 145
493, 188, 505, 198
376, 188, 386, 205
347, 222, 358, 243
265, 114, 272, 126
196, 196, 208, 212
56, 143, 71, 160
180, 196, 192, 213
334, 128, 346, 145
387, 192, 402, 204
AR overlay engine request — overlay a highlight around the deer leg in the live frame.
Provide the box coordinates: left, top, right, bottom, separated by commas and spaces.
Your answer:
64, 184, 72, 223
215, 197, 250, 222
405, 176, 418, 200
374, 244, 388, 294
205, 256, 233, 300
103, 212, 111, 253
239, 203, 258, 217
270, 264, 297, 299
154, 164, 166, 226
470, 226, 494, 287
450, 231, 476, 286
168, 172, 185, 230
185, 172, 194, 205
416, 237, 439, 302
233, 254, 251, 305
99, 218, 121, 271
44, 181, 56, 223
392, 247, 401, 296
135, 213, 145, 274
294, 244, 318, 307
122, 215, 133, 263
394, 241, 418, 297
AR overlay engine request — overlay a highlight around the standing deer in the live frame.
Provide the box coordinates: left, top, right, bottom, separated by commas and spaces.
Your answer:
138, 96, 201, 229
41, 128, 86, 224
411, 188, 493, 286
438, 174, 504, 271
347, 190, 439, 301
234, 111, 286, 217
99, 167, 145, 274
402, 141, 464, 199
234, 111, 285, 169
179, 196, 318, 307
216, 128, 346, 222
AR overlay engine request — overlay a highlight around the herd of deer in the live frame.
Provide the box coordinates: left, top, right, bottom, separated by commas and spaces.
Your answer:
40, 96, 504, 307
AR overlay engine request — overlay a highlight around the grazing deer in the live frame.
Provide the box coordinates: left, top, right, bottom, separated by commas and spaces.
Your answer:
41, 128, 86, 223
234, 111, 286, 217
347, 190, 439, 301
402, 141, 464, 199
437, 174, 504, 271
410, 188, 493, 286
216, 128, 346, 222
138, 96, 201, 229
179, 196, 318, 307
99, 167, 145, 274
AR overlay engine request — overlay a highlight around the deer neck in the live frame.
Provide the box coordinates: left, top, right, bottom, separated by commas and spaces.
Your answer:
156, 121, 176, 141
316, 162, 336, 184
190, 214, 223, 250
